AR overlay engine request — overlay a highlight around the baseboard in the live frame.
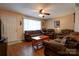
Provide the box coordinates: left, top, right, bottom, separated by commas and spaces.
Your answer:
7, 40, 22, 45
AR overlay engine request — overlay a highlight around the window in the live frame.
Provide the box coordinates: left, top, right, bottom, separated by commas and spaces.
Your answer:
24, 19, 41, 31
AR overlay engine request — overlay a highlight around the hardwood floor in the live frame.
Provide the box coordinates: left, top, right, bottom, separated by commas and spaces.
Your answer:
7, 41, 44, 56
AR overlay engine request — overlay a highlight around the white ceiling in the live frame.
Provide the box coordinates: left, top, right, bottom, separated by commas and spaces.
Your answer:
0, 3, 75, 19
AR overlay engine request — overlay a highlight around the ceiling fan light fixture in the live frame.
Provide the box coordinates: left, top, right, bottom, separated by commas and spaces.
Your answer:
42, 9, 45, 13
39, 9, 50, 18
39, 14, 44, 17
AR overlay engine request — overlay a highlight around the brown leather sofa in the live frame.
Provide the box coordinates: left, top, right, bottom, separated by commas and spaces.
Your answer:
24, 29, 55, 41
24, 30, 42, 41
55, 29, 74, 39
41, 29, 56, 39
43, 32, 79, 56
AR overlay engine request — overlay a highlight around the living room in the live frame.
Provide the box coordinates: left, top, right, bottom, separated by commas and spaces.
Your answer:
0, 3, 79, 56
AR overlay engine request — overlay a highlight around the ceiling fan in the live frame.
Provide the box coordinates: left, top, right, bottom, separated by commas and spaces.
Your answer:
39, 9, 50, 18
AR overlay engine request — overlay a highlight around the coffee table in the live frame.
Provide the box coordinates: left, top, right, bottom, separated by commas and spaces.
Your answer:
32, 35, 49, 50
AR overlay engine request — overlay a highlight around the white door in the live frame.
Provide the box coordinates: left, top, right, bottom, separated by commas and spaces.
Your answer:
75, 11, 79, 32
7, 16, 17, 42
1, 16, 18, 42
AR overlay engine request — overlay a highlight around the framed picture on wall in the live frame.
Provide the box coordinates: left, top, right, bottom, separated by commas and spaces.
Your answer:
54, 20, 60, 28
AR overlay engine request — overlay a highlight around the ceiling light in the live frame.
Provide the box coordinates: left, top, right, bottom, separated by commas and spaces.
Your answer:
39, 14, 44, 17
42, 9, 45, 13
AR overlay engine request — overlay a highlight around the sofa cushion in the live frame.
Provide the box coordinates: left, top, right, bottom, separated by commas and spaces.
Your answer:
65, 37, 78, 49
43, 40, 65, 51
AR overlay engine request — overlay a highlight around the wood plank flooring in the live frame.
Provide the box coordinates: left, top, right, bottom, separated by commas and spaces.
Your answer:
7, 41, 44, 56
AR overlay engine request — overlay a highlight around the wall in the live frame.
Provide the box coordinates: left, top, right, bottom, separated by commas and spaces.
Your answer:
46, 19, 54, 29
41, 19, 47, 29
0, 10, 23, 44
46, 14, 74, 30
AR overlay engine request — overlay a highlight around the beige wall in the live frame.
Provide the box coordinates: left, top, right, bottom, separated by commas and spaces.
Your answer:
46, 19, 54, 29
41, 19, 47, 29
46, 14, 74, 30
0, 10, 23, 43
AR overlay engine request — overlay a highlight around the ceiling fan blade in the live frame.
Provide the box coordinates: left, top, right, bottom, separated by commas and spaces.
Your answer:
44, 13, 50, 15
39, 9, 43, 14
